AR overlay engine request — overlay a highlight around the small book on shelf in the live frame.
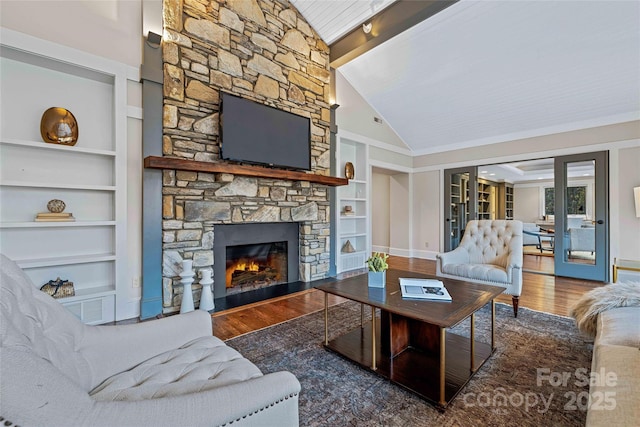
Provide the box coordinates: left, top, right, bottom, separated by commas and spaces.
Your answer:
35, 212, 75, 222
399, 277, 452, 301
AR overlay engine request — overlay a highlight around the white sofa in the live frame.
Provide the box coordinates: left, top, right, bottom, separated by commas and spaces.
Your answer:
0, 254, 300, 426
436, 220, 523, 316
570, 282, 640, 426
586, 306, 640, 426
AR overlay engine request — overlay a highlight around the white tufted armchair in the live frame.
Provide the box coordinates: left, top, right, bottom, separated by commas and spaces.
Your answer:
0, 254, 300, 426
436, 220, 524, 317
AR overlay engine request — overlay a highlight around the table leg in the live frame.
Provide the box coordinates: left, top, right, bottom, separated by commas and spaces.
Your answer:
439, 327, 446, 406
613, 264, 618, 283
324, 292, 328, 346
371, 306, 377, 370
361, 303, 364, 328
470, 312, 475, 372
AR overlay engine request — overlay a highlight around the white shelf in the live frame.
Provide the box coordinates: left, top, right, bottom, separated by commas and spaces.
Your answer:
340, 232, 367, 239
340, 215, 367, 219
0, 221, 115, 228
348, 179, 367, 184
340, 250, 367, 256
0, 139, 116, 157
57, 286, 116, 303
0, 181, 116, 191
340, 197, 367, 202
15, 253, 116, 268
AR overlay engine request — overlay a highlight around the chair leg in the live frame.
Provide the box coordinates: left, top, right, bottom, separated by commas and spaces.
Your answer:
512, 296, 519, 318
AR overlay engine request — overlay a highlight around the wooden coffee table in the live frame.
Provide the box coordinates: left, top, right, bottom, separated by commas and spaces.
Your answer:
315, 269, 505, 408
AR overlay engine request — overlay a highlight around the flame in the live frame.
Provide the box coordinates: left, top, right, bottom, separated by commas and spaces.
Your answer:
226, 258, 261, 288
236, 260, 259, 272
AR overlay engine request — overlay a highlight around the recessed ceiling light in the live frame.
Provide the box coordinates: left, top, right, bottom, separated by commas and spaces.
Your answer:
489, 173, 495, 176
583, 173, 590, 176
480, 170, 488, 174
537, 177, 544, 180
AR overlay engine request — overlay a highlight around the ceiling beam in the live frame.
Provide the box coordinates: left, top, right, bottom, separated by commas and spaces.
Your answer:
329, 0, 458, 68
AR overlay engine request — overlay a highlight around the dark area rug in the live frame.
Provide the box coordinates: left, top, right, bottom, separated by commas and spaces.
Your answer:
226, 302, 592, 427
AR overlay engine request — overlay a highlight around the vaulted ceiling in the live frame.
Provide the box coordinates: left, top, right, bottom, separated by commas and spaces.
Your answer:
292, 0, 640, 155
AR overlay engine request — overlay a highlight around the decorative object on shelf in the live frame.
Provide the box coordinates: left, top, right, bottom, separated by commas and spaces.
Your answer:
366, 252, 389, 288
36, 199, 75, 221
341, 240, 356, 253
40, 277, 75, 299
199, 268, 215, 312
47, 199, 66, 213
344, 162, 354, 180
343, 205, 355, 216
180, 259, 195, 313
40, 107, 78, 146
35, 212, 76, 222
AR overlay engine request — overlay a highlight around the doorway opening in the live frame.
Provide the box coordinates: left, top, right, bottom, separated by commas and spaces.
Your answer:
446, 152, 607, 281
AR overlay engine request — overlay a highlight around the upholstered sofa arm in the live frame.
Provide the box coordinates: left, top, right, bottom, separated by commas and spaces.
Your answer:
1, 346, 300, 427
436, 247, 470, 266
79, 310, 214, 389
89, 371, 301, 427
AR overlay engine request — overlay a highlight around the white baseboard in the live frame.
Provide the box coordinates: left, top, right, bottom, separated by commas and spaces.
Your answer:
410, 249, 439, 260
373, 246, 439, 260
388, 247, 412, 258
117, 298, 141, 322
372, 245, 389, 254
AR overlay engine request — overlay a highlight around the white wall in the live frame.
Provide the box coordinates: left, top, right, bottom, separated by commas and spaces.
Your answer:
389, 174, 410, 256
335, 70, 408, 150
411, 171, 441, 258
615, 146, 640, 260
1, 1, 144, 319
513, 186, 541, 223
371, 173, 390, 250
0, 1, 143, 68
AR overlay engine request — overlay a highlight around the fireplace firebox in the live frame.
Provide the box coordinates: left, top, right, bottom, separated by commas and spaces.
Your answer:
225, 241, 288, 294
213, 223, 299, 298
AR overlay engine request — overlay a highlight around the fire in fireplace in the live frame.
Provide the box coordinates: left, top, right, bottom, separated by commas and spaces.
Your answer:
225, 242, 288, 294
213, 223, 299, 298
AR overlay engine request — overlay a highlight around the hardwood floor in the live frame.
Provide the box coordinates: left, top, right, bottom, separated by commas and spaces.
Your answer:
211, 255, 603, 340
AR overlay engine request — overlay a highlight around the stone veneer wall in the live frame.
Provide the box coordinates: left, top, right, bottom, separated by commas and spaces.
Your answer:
160, 0, 332, 311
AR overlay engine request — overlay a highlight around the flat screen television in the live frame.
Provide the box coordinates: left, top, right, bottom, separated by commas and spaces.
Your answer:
220, 92, 311, 171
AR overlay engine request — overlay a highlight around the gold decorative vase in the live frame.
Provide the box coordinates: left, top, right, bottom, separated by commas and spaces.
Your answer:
40, 107, 78, 146
345, 162, 354, 179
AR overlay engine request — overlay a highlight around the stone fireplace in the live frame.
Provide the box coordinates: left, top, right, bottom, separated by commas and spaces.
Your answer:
154, 0, 337, 314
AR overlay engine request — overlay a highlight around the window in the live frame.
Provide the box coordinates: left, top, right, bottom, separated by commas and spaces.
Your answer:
544, 186, 586, 216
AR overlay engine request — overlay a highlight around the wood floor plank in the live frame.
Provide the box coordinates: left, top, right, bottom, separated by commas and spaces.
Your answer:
212, 255, 602, 340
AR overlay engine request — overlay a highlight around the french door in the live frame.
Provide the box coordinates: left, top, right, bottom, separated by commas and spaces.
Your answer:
554, 151, 609, 281
443, 167, 477, 251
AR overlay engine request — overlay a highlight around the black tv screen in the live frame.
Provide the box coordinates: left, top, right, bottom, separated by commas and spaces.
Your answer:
220, 92, 311, 171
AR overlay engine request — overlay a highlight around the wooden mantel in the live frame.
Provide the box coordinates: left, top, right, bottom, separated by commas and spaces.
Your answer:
144, 156, 349, 187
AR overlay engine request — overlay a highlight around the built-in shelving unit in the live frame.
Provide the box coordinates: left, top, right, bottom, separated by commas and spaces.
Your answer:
336, 137, 369, 274
0, 29, 127, 324
449, 174, 469, 248
505, 184, 514, 219
477, 179, 499, 220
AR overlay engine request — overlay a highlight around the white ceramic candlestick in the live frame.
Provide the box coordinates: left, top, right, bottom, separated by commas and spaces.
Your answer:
199, 268, 215, 312
180, 260, 195, 314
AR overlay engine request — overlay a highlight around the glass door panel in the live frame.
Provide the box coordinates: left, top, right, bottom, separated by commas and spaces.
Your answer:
444, 167, 477, 251
554, 152, 608, 281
